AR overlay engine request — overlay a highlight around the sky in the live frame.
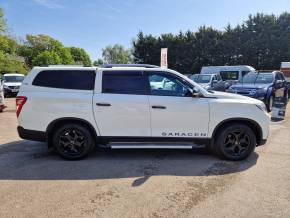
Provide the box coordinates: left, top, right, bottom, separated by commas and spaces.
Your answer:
1, 0, 290, 61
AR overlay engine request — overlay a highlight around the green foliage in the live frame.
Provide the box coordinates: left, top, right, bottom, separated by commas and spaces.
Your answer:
0, 32, 27, 74
101, 44, 132, 64
19, 34, 75, 67
0, 51, 27, 74
0, 35, 18, 54
133, 13, 290, 73
32, 50, 61, 66
69, 47, 91, 66
93, 59, 104, 66
0, 8, 6, 34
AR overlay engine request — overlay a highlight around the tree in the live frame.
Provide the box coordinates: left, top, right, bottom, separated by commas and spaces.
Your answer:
102, 44, 132, 64
132, 12, 290, 73
133, 32, 159, 65
0, 8, 6, 34
0, 51, 27, 74
32, 50, 61, 66
19, 34, 74, 67
69, 47, 91, 66
93, 59, 104, 66
0, 8, 27, 74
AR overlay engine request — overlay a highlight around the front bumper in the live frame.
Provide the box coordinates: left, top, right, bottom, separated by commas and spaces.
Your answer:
17, 126, 46, 142
4, 88, 19, 96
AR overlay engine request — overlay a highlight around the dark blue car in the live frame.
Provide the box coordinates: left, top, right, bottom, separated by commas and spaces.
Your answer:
228, 71, 288, 112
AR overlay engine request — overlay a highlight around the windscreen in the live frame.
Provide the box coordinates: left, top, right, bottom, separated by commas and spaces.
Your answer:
240, 73, 274, 84
4, 76, 24, 82
194, 75, 211, 83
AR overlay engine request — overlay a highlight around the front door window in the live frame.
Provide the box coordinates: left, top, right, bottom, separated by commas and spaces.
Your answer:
148, 72, 193, 97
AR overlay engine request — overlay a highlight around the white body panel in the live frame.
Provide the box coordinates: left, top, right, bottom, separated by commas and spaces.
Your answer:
149, 95, 209, 137
18, 67, 99, 133
93, 93, 151, 136
206, 92, 270, 140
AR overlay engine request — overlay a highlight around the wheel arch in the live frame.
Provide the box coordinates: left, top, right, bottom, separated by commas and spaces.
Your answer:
46, 117, 98, 148
211, 118, 263, 146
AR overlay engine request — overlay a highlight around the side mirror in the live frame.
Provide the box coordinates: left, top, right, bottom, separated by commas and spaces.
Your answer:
275, 80, 282, 84
212, 79, 218, 84
191, 89, 202, 98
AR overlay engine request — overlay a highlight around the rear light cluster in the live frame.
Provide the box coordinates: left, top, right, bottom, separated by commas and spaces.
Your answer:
16, 96, 27, 118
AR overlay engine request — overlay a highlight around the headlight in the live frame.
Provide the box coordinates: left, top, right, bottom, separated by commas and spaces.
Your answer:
3, 85, 8, 89
257, 88, 267, 94
256, 103, 267, 112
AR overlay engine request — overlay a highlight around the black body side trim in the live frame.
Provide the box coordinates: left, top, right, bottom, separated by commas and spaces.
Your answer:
17, 126, 46, 142
97, 136, 210, 145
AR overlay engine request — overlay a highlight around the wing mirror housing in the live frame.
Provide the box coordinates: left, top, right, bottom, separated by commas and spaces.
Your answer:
191, 88, 203, 98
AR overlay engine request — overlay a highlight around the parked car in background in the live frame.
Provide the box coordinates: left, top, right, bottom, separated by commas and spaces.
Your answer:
3, 73, 25, 97
228, 71, 288, 112
200, 65, 256, 89
189, 73, 226, 91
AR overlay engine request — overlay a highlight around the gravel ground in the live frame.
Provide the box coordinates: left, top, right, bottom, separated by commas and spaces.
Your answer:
0, 98, 289, 218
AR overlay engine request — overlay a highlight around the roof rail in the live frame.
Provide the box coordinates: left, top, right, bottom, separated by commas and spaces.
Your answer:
39, 65, 93, 67
46, 65, 85, 67
100, 64, 160, 68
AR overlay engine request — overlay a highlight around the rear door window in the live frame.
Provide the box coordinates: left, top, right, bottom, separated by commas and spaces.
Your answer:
32, 70, 96, 90
102, 71, 146, 95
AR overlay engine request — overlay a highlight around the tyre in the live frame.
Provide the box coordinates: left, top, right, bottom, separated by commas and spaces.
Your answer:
52, 124, 94, 160
266, 95, 273, 112
214, 123, 256, 161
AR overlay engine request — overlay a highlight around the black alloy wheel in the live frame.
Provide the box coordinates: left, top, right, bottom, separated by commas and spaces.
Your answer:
53, 124, 94, 160
214, 123, 256, 161
222, 129, 251, 157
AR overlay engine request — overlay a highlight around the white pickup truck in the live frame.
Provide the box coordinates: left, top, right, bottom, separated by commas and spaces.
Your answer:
16, 65, 270, 160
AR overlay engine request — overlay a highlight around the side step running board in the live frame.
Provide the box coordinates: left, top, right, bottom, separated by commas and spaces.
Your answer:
109, 144, 206, 149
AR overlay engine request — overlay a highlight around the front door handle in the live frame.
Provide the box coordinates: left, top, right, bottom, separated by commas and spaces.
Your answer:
152, 105, 166, 109
96, 103, 111, 106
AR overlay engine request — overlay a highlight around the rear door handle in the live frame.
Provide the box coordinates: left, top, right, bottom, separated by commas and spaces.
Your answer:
152, 105, 166, 109
96, 103, 111, 106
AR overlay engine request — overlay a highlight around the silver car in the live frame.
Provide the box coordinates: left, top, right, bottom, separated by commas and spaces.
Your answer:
189, 74, 226, 91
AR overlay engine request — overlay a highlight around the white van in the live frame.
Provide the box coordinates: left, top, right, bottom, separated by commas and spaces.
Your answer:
200, 65, 256, 88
